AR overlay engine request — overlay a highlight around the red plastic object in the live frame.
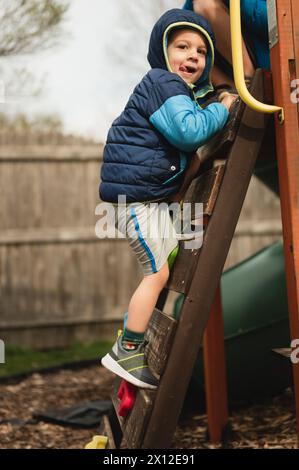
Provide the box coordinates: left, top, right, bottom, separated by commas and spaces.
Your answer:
117, 379, 137, 418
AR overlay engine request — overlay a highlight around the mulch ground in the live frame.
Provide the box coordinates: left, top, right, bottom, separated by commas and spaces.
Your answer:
0, 365, 297, 449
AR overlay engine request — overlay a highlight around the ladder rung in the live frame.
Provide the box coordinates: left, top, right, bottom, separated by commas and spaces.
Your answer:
167, 243, 200, 294
145, 308, 177, 376
198, 98, 245, 162
122, 389, 156, 449
185, 164, 226, 217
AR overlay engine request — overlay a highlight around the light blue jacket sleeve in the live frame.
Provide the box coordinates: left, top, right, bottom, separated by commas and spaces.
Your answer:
149, 94, 229, 153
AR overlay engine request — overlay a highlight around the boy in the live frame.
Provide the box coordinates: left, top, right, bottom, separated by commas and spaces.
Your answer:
100, 9, 236, 389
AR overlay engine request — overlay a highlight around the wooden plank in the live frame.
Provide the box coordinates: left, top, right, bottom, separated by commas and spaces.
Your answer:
142, 70, 268, 449
155, 287, 169, 311
0, 159, 101, 230
122, 389, 156, 449
167, 243, 201, 294
203, 285, 228, 443
272, 348, 292, 359
145, 309, 177, 376
0, 240, 138, 349
234, 220, 282, 235
0, 144, 102, 160
111, 395, 125, 431
198, 98, 245, 163
291, 0, 299, 119
109, 376, 126, 435
270, 0, 299, 438
184, 164, 225, 217
98, 414, 116, 449
0, 227, 107, 246
107, 395, 124, 449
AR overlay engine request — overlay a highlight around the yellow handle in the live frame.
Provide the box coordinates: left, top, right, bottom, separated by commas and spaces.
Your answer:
230, 0, 284, 123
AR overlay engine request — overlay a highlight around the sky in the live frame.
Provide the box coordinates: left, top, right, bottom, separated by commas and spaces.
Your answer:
1, 0, 181, 143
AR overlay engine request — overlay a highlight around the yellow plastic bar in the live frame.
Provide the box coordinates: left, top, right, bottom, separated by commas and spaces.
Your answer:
230, 0, 284, 123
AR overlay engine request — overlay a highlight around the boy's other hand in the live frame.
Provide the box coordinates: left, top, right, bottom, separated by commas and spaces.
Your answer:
218, 91, 238, 111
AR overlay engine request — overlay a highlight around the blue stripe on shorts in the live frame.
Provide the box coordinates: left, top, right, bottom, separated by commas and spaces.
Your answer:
130, 206, 157, 274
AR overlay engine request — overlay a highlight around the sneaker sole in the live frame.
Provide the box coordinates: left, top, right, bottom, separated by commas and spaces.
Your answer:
101, 353, 158, 390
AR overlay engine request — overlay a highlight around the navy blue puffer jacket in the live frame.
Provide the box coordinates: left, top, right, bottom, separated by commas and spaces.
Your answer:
100, 9, 228, 203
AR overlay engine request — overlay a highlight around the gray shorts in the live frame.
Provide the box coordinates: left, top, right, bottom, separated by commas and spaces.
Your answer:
114, 202, 179, 276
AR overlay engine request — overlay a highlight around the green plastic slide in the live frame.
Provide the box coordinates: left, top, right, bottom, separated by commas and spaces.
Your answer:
175, 242, 291, 401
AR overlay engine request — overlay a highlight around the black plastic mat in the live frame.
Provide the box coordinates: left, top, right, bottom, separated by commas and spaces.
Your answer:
33, 400, 113, 428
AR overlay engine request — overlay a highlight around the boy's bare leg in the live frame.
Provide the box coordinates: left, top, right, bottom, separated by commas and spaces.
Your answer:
126, 262, 169, 333
193, 0, 255, 79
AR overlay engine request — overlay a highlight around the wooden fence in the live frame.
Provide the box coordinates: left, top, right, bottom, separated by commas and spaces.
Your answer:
0, 138, 282, 349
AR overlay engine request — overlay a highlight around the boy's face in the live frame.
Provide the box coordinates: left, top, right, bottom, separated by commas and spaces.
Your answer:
167, 29, 207, 85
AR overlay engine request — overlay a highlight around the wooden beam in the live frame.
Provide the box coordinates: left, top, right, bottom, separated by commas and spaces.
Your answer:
98, 415, 116, 449
203, 285, 229, 443
270, 0, 299, 438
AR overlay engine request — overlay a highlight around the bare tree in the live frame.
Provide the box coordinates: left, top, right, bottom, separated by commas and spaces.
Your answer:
103, 0, 182, 125
0, 0, 70, 104
0, 111, 63, 133
106, 0, 182, 79
0, 0, 70, 57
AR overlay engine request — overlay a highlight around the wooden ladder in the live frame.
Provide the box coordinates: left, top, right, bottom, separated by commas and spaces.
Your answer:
100, 70, 270, 449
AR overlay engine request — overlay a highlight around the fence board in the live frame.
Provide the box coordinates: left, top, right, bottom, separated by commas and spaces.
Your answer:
0, 143, 282, 348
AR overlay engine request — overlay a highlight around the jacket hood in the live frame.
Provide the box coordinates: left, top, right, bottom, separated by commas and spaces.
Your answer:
147, 9, 215, 98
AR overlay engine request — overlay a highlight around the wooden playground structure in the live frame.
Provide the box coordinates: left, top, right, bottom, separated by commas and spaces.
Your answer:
90, 0, 299, 449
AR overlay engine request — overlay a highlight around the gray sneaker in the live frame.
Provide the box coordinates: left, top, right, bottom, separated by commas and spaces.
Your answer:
101, 335, 158, 390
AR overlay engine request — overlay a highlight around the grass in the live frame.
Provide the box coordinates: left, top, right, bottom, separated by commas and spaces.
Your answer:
0, 340, 113, 378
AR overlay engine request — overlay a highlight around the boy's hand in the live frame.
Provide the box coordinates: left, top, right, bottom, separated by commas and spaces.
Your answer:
218, 91, 238, 111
